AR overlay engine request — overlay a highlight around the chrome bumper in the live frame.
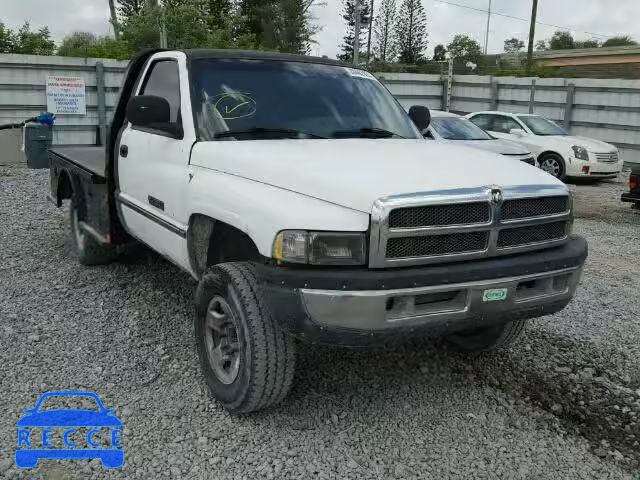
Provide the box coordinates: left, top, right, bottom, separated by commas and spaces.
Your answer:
300, 266, 582, 331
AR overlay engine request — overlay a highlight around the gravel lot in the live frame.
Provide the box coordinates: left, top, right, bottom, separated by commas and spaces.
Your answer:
1, 168, 639, 479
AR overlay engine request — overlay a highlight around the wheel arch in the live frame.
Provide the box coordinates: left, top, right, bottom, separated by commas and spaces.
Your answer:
187, 214, 262, 279
55, 168, 74, 207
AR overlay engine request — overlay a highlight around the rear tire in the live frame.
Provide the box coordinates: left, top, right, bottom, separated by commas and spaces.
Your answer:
539, 153, 566, 181
69, 196, 115, 265
195, 262, 296, 413
446, 320, 528, 352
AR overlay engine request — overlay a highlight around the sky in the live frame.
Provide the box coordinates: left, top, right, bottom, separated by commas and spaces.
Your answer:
2, 0, 640, 59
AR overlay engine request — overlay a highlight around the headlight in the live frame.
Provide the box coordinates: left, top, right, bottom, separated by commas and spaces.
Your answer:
571, 145, 589, 161
273, 231, 366, 265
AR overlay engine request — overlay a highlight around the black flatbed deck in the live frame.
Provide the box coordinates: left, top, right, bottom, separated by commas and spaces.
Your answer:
50, 146, 106, 178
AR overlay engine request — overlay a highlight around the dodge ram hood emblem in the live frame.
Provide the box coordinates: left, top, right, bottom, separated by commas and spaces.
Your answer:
491, 188, 503, 204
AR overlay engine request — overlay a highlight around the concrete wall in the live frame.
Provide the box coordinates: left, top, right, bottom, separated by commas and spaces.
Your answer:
379, 72, 640, 165
0, 53, 128, 146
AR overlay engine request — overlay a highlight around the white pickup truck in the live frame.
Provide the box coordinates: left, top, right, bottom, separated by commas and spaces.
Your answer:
49, 49, 587, 413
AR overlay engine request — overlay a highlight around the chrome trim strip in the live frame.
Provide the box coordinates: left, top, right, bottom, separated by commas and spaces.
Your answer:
369, 184, 572, 268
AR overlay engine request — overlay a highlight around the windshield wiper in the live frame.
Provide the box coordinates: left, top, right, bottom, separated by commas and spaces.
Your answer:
331, 127, 405, 139
214, 127, 326, 140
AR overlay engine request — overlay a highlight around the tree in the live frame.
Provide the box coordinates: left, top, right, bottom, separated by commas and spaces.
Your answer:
338, 0, 371, 62
432, 43, 446, 61
574, 39, 600, 49
446, 34, 481, 63
57, 31, 130, 59
117, 0, 148, 19
278, 0, 319, 54
394, 0, 428, 64
503, 37, 524, 53
0, 21, 17, 53
373, 0, 397, 62
2, 22, 56, 55
535, 39, 547, 51
548, 30, 574, 50
602, 35, 638, 47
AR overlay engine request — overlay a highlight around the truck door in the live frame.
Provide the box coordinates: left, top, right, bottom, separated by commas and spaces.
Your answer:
116, 53, 194, 269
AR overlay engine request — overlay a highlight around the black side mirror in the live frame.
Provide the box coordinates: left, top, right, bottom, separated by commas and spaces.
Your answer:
127, 95, 171, 128
408, 105, 431, 133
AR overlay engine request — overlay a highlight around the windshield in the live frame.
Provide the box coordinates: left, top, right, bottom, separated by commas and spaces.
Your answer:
430, 117, 493, 140
190, 58, 419, 140
517, 115, 567, 136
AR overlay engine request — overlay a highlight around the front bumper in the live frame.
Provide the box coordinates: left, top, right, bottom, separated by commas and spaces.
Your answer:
621, 191, 640, 203
258, 236, 587, 346
568, 159, 622, 177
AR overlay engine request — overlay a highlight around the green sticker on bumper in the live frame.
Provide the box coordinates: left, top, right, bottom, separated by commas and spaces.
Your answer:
483, 288, 508, 302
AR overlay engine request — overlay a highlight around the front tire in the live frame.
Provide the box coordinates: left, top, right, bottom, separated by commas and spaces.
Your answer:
69, 196, 115, 265
445, 320, 528, 352
539, 153, 566, 181
195, 263, 296, 413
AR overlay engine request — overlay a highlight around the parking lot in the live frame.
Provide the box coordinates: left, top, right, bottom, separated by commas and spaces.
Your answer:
1, 167, 639, 479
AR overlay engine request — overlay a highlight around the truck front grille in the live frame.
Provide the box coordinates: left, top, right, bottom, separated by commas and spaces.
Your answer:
501, 196, 569, 220
388, 202, 490, 228
497, 221, 568, 248
369, 186, 572, 268
386, 232, 489, 259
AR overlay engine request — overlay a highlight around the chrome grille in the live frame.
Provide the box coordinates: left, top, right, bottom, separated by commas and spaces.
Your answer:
389, 202, 490, 228
369, 185, 572, 268
386, 232, 489, 258
497, 221, 568, 248
595, 152, 618, 163
501, 196, 569, 220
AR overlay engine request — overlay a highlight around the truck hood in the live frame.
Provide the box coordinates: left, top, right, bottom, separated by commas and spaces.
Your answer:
444, 138, 530, 156
191, 139, 563, 213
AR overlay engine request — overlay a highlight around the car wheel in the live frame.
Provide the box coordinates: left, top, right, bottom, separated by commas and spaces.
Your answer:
539, 153, 566, 181
445, 320, 528, 352
195, 262, 296, 413
69, 196, 115, 265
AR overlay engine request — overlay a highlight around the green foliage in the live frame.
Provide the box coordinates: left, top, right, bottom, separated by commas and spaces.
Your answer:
57, 32, 131, 59
548, 30, 574, 50
574, 39, 600, 49
338, 0, 371, 62
503, 37, 524, 53
0, 21, 55, 55
394, 0, 428, 64
446, 34, 481, 63
602, 35, 638, 48
373, 0, 397, 62
535, 39, 548, 51
432, 44, 446, 61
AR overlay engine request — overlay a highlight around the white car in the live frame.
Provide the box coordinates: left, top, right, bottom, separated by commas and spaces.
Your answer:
425, 110, 537, 166
465, 111, 623, 180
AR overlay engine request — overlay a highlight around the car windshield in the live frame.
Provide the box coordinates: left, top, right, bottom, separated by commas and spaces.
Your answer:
430, 117, 493, 140
37, 395, 100, 412
517, 115, 567, 136
190, 58, 420, 140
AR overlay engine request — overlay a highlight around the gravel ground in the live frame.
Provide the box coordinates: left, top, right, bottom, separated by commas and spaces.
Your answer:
1, 167, 639, 479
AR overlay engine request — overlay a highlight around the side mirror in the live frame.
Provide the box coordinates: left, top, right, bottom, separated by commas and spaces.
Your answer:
408, 105, 431, 134
127, 95, 171, 129
509, 128, 526, 137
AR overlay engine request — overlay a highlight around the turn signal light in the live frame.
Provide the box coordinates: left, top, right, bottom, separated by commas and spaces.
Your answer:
582, 166, 590, 174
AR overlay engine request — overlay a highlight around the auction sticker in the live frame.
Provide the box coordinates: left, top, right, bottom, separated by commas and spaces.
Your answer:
482, 288, 508, 302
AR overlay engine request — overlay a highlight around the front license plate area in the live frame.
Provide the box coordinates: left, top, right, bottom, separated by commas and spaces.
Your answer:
482, 288, 508, 302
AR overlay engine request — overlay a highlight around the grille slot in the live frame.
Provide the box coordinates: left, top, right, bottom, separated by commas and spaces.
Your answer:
389, 202, 490, 229
595, 152, 618, 163
497, 221, 567, 248
386, 232, 489, 259
501, 196, 569, 220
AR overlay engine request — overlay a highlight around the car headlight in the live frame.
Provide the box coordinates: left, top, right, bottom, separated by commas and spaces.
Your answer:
272, 230, 366, 265
571, 145, 589, 161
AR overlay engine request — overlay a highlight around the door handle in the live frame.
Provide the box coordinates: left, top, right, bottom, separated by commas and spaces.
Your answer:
120, 145, 128, 157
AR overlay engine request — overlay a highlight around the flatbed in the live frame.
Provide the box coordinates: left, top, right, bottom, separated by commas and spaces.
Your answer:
50, 147, 106, 181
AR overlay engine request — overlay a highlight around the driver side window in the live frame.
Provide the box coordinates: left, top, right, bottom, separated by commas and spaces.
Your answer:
492, 116, 521, 134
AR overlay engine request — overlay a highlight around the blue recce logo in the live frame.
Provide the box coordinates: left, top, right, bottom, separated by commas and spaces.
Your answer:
15, 391, 124, 468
